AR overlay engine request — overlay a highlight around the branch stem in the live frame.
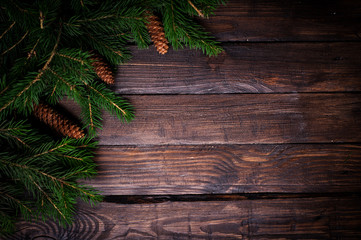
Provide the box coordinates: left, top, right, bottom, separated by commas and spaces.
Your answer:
28, 175, 66, 220
0, 191, 32, 213
83, 81, 127, 116
0, 21, 16, 39
32, 142, 67, 158
1, 31, 29, 55
0, 159, 96, 198
187, 0, 204, 17
0, 27, 62, 113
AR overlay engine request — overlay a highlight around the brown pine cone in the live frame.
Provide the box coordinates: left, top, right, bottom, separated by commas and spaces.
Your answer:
33, 103, 85, 139
145, 12, 169, 55
90, 54, 114, 84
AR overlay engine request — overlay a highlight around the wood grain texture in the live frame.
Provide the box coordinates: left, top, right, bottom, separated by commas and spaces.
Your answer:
6, 196, 361, 239
17, 2, 361, 237
115, 43, 361, 94
200, 0, 361, 42
76, 93, 361, 145
83, 144, 361, 195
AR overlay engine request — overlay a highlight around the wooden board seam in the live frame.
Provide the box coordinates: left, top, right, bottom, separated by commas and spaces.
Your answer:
103, 192, 361, 204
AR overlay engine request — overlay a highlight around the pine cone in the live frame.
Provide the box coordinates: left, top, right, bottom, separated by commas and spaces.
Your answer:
90, 54, 114, 84
33, 103, 85, 139
146, 12, 169, 55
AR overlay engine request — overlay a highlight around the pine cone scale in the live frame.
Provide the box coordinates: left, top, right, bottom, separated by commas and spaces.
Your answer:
33, 103, 85, 139
146, 13, 169, 54
90, 54, 115, 84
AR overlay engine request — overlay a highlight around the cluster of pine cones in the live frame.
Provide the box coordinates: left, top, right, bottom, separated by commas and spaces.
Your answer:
33, 11, 167, 138
33, 53, 114, 139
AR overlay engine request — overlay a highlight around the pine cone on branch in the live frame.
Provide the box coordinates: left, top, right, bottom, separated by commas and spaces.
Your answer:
33, 103, 85, 139
145, 12, 169, 55
90, 54, 115, 84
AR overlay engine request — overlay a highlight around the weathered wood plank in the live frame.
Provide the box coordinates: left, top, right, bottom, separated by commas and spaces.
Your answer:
200, 0, 361, 42
115, 43, 361, 94
7, 196, 361, 239
81, 94, 361, 145
83, 144, 361, 195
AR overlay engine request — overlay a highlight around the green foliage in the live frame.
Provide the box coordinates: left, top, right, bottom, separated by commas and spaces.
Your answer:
0, 118, 102, 235
162, 1, 224, 55
0, 0, 225, 235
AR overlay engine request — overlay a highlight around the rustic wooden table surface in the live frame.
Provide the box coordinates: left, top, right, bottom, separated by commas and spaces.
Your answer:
8, 0, 361, 239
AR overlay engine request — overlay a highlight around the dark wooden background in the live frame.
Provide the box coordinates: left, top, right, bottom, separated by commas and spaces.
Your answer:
8, 0, 361, 239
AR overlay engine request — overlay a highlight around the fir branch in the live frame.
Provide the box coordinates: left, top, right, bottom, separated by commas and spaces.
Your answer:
118, 16, 143, 21
55, 154, 84, 162
28, 175, 67, 221
9, 0, 29, 14
0, 21, 16, 40
48, 68, 76, 90
187, 0, 204, 17
61, 183, 67, 209
61, 169, 90, 180
83, 81, 126, 116
39, 11, 44, 29
0, 120, 33, 147
64, 182, 97, 198
82, 33, 131, 65
0, 74, 37, 114
1, 31, 28, 55
50, 80, 59, 97
0, 86, 9, 97
46, 65, 86, 105
0, 191, 32, 214
63, 21, 81, 29
76, 14, 116, 22
88, 95, 95, 132
0, 159, 96, 199
0, 27, 62, 114
56, 53, 85, 65
0, 119, 48, 148
0, 212, 15, 235
0, 131, 29, 147
163, 0, 223, 56
87, 33, 123, 57
0, 159, 55, 181
0, 127, 19, 131
26, 38, 40, 60
31, 142, 68, 159
0, 0, 225, 234
79, 92, 102, 136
